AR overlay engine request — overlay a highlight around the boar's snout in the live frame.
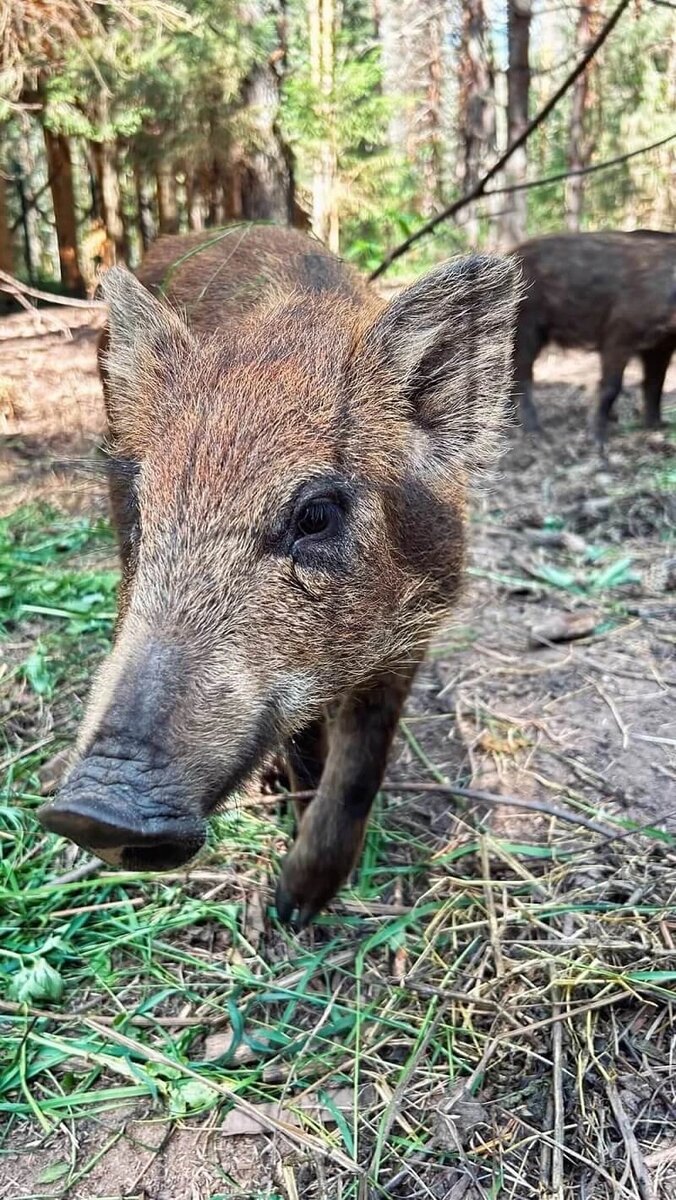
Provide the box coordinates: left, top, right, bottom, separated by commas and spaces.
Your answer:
37, 750, 207, 871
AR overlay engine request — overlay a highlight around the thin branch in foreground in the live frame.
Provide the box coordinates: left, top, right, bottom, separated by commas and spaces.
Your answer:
483, 132, 676, 198
370, 0, 633, 279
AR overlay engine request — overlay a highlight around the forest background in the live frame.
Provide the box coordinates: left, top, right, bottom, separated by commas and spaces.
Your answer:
0, 0, 674, 300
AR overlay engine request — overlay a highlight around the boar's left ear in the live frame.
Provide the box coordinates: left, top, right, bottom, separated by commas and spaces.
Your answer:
366, 255, 521, 471
100, 267, 195, 438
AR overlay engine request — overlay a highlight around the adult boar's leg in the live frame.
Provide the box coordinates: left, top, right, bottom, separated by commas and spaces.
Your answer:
276, 666, 416, 926
641, 342, 673, 430
594, 341, 628, 449
513, 329, 542, 434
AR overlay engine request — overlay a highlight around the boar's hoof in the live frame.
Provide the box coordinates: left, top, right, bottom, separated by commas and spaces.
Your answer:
275, 878, 320, 930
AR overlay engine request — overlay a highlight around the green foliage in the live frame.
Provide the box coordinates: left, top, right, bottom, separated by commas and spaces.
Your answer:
1, 1, 673, 285
0, 504, 117, 705
526, 5, 675, 235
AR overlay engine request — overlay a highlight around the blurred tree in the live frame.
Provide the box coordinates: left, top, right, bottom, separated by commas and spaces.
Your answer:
501, 0, 532, 246
565, 0, 600, 230
0, 171, 14, 275
42, 126, 85, 294
379, 0, 446, 215
457, 0, 495, 243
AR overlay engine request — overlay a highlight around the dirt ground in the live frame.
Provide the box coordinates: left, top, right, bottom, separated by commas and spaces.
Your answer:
1, 304, 675, 1199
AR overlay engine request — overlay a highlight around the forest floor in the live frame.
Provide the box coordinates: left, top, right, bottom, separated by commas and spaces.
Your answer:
1, 303, 675, 1200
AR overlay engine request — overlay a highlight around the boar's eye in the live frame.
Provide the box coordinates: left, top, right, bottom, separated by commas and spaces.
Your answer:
294, 498, 342, 543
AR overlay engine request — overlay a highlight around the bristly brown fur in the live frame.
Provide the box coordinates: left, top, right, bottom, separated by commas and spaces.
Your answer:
64, 223, 521, 922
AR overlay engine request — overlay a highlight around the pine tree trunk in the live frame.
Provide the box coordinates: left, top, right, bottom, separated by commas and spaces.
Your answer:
156, 164, 179, 234
100, 141, 125, 257
310, 0, 339, 250
565, 1, 598, 231
90, 139, 125, 258
652, 24, 676, 229
17, 132, 41, 282
500, 0, 532, 248
238, 61, 295, 223
457, 0, 495, 241
43, 127, 85, 295
116, 146, 135, 263
134, 163, 154, 250
187, 174, 205, 231
419, 6, 443, 216
0, 171, 14, 274
380, 0, 448, 219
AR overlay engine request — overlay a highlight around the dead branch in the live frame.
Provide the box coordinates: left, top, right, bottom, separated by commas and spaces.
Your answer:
0, 270, 104, 308
286, 780, 617, 837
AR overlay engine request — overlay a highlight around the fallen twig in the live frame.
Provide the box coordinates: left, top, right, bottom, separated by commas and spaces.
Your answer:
606, 1076, 655, 1200
287, 780, 617, 838
0, 270, 104, 309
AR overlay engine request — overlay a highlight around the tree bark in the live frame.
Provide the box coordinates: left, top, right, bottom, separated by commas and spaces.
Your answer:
500, 0, 532, 248
134, 163, 154, 250
221, 1, 296, 229
156, 164, 179, 234
565, 1, 599, 231
310, 0, 339, 250
419, 6, 443, 215
43, 127, 85, 295
380, 0, 447, 218
457, 0, 496, 241
90, 139, 125, 258
0, 171, 14, 275
238, 60, 295, 223
186, 173, 205, 231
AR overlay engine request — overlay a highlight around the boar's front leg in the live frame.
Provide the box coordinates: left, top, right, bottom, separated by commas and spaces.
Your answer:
286, 720, 329, 826
275, 667, 416, 927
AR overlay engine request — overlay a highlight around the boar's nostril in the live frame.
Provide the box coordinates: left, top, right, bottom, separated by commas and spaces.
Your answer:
38, 797, 137, 849
36, 793, 207, 871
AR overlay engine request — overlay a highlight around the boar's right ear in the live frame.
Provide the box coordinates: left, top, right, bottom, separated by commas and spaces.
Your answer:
365, 255, 521, 472
100, 267, 195, 440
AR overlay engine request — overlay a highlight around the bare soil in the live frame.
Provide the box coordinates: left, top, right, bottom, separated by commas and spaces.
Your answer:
1, 306, 675, 1199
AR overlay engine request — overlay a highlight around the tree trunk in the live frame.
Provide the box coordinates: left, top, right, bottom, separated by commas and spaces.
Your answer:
0, 171, 15, 275
457, 0, 495, 242
500, 0, 532, 248
134, 163, 154, 250
43, 127, 85, 295
238, 61, 295, 223
186, 174, 205, 231
86, 142, 104, 219
221, 2, 295, 229
116, 146, 135, 264
90, 140, 125, 258
17, 131, 43, 282
156, 164, 179, 234
0, 170, 15, 311
419, 6, 443, 215
380, 0, 449, 218
651, 23, 676, 229
565, 1, 599, 231
100, 141, 125, 257
310, 0, 339, 250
